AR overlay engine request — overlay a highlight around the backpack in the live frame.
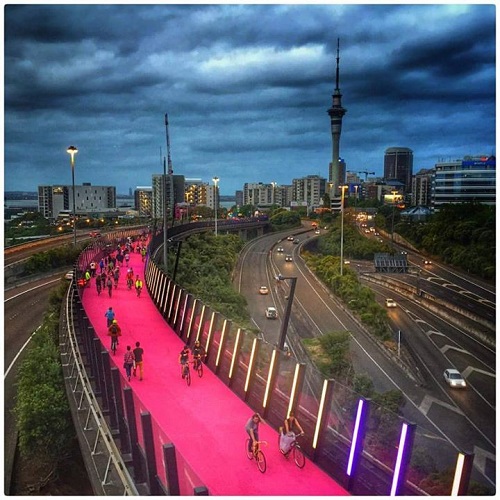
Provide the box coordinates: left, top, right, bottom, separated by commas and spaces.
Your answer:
110, 325, 117, 334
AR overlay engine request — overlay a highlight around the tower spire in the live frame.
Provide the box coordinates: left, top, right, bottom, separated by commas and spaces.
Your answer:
327, 38, 347, 210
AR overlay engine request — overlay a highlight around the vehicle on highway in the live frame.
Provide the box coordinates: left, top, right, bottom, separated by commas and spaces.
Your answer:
293, 239, 300, 244
315, 229, 320, 234
285, 255, 293, 262
385, 298, 397, 308
89, 231, 101, 238
287, 236, 294, 241
65, 270, 74, 280
443, 368, 467, 389
344, 259, 350, 265
265, 306, 278, 319
276, 247, 284, 253
259, 286, 269, 295
423, 259, 432, 265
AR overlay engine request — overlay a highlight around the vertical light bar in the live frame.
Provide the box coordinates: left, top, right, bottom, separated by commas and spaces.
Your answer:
347, 399, 365, 476
262, 349, 278, 408
228, 328, 242, 379
287, 363, 301, 418
178, 293, 189, 333
215, 320, 228, 367
312, 379, 329, 449
451, 453, 466, 496
186, 299, 198, 341
162, 281, 171, 315
195, 305, 206, 342
244, 338, 258, 393
205, 312, 216, 352
169, 285, 179, 322
390, 422, 409, 496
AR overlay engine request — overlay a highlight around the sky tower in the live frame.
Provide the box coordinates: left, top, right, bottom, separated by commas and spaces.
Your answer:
327, 39, 347, 210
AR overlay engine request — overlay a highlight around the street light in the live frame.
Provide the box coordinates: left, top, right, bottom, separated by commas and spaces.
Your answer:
390, 190, 399, 251
66, 145, 78, 247
340, 185, 348, 276
212, 177, 219, 236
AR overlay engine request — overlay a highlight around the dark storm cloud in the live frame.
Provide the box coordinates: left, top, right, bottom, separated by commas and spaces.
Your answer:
4, 3, 496, 195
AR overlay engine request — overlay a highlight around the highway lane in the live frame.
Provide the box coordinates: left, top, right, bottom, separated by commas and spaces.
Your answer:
235, 226, 496, 489
4, 275, 64, 493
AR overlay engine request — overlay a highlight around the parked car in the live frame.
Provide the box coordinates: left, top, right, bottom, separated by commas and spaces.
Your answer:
443, 368, 467, 389
259, 286, 269, 295
285, 255, 293, 262
265, 306, 278, 319
385, 298, 397, 308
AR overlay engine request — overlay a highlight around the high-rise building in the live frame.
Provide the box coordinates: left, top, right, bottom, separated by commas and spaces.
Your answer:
38, 183, 116, 219
411, 169, 433, 207
151, 174, 185, 219
327, 39, 347, 212
243, 183, 275, 208
384, 147, 413, 193
134, 187, 153, 217
292, 175, 326, 209
431, 155, 496, 211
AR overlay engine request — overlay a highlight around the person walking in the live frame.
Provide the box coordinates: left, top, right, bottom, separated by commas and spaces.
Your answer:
106, 274, 113, 297
123, 345, 135, 381
135, 275, 143, 297
245, 413, 263, 455
133, 341, 144, 380
104, 306, 115, 327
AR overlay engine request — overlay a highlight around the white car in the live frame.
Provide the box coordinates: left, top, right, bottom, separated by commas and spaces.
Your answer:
259, 286, 269, 295
65, 270, 74, 280
385, 298, 397, 308
265, 306, 278, 319
444, 369, 467, 389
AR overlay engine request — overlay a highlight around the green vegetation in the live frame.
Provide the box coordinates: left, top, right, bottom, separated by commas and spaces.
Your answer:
23, 245, 84, 275
396, 203, 495, 280
269, 208, 302, 230
167, 232, 252, 328
14, 283, 75, 478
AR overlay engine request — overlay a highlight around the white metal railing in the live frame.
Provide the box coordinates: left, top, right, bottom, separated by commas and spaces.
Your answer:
61, 284, 138, 495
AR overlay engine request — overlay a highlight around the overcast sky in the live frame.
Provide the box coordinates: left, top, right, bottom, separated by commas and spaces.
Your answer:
4, 3, 496, 196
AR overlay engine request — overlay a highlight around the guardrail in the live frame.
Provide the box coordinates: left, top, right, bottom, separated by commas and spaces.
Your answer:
60, 282, 138, 495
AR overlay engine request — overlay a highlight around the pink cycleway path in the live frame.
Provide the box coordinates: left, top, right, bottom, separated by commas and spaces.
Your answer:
82, 249, 349, 496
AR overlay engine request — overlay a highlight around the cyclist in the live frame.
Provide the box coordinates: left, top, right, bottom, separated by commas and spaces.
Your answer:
135, 275, 143, 297
279, 411, 304, 455
179, 345, 190, 378
126, 268, 134, 290
191, 340, 206, 369
113, 267, 120, 289
107, 319, 122, 353
245, 413, 263, 455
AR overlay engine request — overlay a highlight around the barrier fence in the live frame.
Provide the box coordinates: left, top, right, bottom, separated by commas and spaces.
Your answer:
67, 224, 474, 496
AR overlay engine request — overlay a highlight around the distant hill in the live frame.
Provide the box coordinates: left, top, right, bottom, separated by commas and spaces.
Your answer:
5, 191, 38, 200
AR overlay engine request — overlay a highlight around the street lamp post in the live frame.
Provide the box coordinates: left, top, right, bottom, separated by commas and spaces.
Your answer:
277, 275, 297, 351
66, 146, 78, 247
212, 177, 219, 236
340, 185, 348, 276
391, 190, 399, 251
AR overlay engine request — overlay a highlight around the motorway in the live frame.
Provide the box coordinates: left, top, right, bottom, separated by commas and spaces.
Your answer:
234, 225, 496, 490
4, 275, 65, 493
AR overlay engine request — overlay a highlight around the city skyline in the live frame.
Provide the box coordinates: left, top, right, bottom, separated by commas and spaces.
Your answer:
4, 4, 496, 196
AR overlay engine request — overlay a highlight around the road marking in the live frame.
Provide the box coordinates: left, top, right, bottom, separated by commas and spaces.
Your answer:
4, 326, 40, 379
4, 278, 61, 302
462, 366, 495, 379
419, 394, 465, 416
440, 345, 469, 355
473, 446, 496, 476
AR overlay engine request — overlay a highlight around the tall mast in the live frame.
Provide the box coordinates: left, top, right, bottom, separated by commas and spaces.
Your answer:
165, 113, 173, 175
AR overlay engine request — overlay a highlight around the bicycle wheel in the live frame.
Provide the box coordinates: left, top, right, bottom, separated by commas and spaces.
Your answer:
197, 361, 203, 378
293, 444, 306, 469
185, 367, 191, 386
256, 450, 267, 473
245, 439, 253, 460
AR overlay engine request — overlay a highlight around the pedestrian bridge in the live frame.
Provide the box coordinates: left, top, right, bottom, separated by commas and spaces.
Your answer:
60, 223, 470, 495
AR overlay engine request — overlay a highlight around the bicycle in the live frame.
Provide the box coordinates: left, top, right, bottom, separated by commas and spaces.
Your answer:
181, 362, 191, 386
278, 431, 305, 469
193, 357, 204, 378
127, 277, 133, 290
110, 337, 118, 356
245, 439, 267, 473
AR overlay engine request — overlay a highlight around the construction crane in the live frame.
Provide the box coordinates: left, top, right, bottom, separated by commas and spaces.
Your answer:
348, 170, 375, 181
164, 113, 173, 175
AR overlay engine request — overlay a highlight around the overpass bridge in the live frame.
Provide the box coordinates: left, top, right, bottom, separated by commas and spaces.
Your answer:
60, 220, 473, 495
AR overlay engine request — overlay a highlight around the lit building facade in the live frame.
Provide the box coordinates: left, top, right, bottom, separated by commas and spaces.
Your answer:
384, 147, 413, 194
134, 187, 153, 217
431, 156, 496, 211
411, 169, 433, 207
292, 175, 327, 209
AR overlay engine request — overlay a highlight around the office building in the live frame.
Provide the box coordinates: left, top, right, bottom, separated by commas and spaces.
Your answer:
432, 155, 496, 211
384, 147, 413, 194
152, 174, 185, 219
292, 175, 327, 209
411, 169, 433, 207
38, 183, 116, 219
134, 187, 153, 217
